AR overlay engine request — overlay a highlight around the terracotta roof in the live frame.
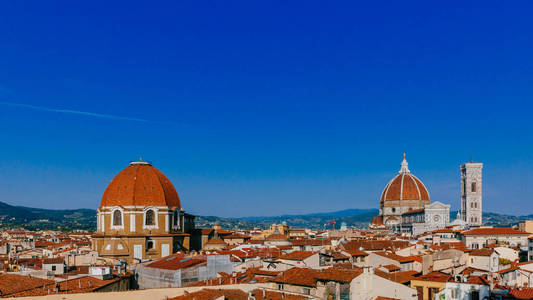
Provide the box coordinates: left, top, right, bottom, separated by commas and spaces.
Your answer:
271, 268, 319, 287
0, 274, 55, 296
380, 161, 430, 203
469, 249, 494, 257
413, 271, 451, 283
373, 251, 414, 263
381, 264, 401, 272
461, 227, 530, 235
402, 208, 425, 215
278, 251, 316, 261
205, 238, 227, 245
43, 257, 65, 264
344, 249, 369, 257
315, 268, 362, 283
169, 288, 307, 300
330, 252, 350, 260
375, 270, 419, 284
404, 255, 422, 263
342, 240, 409, 251
291, 239, 329, 246
370, 215, 384, 226
509, 287, 533, 299
10, 274, 132, 297
100, 162, 181, 208
266, 233, 288, 241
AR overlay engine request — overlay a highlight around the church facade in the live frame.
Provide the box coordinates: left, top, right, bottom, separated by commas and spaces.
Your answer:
370, 155, 452, 235
92, 160, 195, 263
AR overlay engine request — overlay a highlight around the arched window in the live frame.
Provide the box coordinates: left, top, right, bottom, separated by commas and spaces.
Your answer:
145, 210, 155, 226
113, 210, 122, 226
471, 182, 477, 192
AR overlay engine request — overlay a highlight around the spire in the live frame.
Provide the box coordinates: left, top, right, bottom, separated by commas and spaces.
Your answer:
399, 153, 410, 173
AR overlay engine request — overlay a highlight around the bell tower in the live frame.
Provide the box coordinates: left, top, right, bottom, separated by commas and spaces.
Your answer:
460, 162, 483, 226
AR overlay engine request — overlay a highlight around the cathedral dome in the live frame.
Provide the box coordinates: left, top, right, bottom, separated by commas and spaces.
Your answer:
100, 160, 181, 208
380, 155, 430, 204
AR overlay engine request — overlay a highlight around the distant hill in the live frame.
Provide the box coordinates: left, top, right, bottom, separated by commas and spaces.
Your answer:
197, 209, 380, 230
1, 200, 531, 231
0, 200, 96, 231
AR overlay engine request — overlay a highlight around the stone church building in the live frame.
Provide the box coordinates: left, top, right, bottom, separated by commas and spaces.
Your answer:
92, 160, 195, 263
370, 155, 452, 235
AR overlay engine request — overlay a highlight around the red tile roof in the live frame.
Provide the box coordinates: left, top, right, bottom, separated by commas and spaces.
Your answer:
373, 251, 414, 263
469, 249, 494, 257
413, 271, 451, 283
205, 238, 227, 245
100, 163, 181, 208
381, 264, 401, 272
461, 227, 530, 236
381, 171, 430, 202
278, 251, 316, 261
0, 274, 55, 296
342, 240, 409, 251
509, 287, 533, 299
272, 268, 319, 287
169, 288, 307, 300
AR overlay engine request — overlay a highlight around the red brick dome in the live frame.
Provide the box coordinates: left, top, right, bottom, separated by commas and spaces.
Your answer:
380, 155, 430, 203
100, 160, 181, 208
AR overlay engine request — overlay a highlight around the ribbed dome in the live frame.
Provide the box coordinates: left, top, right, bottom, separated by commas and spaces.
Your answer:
100, 160, 181, 208
380, 155, 430, 203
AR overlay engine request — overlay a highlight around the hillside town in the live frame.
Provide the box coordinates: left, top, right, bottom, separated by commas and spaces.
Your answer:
0, 157, 532, 300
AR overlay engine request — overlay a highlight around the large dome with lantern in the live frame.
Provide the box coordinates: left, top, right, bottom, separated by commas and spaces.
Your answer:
100, 160, 181, 209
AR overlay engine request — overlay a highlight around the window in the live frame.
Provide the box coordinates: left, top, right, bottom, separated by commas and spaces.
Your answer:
471, 202, 474, 208
471, 182, 477, 192
392, 207, 396, 213
173, 210, 179, 228
277, 284, 284, 290
302, 288, 310, 295
52, 266, 56, 271
146, 239, 154, 250
145, 210, 155, 226
113, 210, 122, 226
451, 288, 458, 299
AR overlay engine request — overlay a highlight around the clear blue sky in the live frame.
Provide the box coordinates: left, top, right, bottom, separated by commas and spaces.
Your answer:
0, 1, 532, 217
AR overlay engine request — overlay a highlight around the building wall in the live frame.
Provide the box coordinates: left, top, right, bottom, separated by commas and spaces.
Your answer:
462, 234, 528, 249
519, 220, 533, 233
410, 279, 446, 300
468, 253, 498, 273
351, 270, 417, 300
436, 282, 490, 300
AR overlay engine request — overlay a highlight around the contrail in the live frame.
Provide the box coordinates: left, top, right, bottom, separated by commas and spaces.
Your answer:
0, 101, 149, 123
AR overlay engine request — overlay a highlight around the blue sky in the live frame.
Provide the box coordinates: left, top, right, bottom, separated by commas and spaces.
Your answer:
0, 1, 532, 217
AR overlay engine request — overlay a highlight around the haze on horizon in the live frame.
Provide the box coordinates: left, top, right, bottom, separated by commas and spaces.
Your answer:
0, 2, 532, 218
